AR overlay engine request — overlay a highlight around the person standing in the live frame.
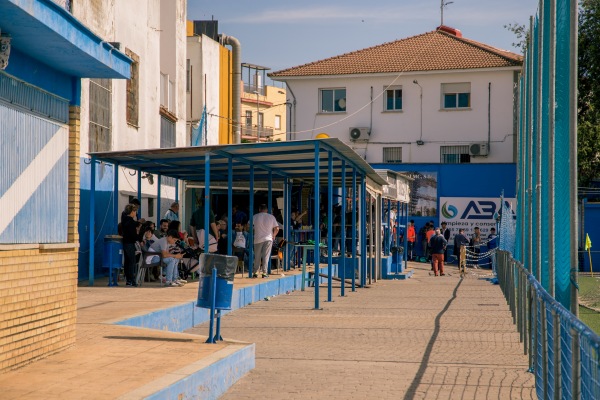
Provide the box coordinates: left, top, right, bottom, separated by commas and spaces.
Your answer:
470, 226, 482, 267
121, 204, 141, 286
407, 220, 416, 261
164, 201, 179, 222
252, 204, 279, 278
487, 227, 498, 269
453, 228, 469, 266
430, 228, 448, 276
441, 222, 451, 261
419, 222, 429, 258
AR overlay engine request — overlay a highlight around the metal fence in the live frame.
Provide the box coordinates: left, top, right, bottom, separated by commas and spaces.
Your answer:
496, 250, 600, 399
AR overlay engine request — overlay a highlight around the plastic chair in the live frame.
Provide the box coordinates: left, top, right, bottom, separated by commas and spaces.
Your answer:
137, 246, 164, 286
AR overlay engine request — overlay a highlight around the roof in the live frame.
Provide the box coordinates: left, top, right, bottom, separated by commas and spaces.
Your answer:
0, 0, 132, 79
89, 138, 388, 188
269, 27, 522, 78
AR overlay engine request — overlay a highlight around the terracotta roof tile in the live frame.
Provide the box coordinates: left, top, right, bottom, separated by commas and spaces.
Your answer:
269, 28, 522, 78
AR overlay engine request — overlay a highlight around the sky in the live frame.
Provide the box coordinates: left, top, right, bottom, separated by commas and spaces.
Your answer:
188, 0, 539, 75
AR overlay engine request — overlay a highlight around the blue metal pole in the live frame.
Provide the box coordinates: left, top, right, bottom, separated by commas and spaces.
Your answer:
204, 153, 210, 252
137, 169, 142, 219
227, 159, 233, 256
206, 266, 217, 343
341, 161, 346, 297
88, 157, 96, 286
249, 165, 255, 278
175, 179, 179, 203
215, 310, 222, 341
402, 202, 408, 266
360, 178, 367, 288
314, 142, 320, 309
352, 169, 357, 292
268, 171, 273, 275
113, 163, 119, 233
156, 174, 161, 223
284, 178, 290, 271
327, 151, 333, 302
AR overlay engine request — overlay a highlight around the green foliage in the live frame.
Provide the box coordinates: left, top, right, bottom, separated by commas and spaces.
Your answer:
503, 22, 528, 53
578, 0, 600, 186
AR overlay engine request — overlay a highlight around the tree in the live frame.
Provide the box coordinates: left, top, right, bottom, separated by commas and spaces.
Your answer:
578, 0, 600, 186
504, 22, 528, 52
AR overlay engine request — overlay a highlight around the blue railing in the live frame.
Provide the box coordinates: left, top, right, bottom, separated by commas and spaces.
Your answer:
496, 250, 600, 399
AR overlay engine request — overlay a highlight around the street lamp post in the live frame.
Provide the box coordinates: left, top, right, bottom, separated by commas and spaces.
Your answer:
253, 90, 260, 142
413, 80, 424, 145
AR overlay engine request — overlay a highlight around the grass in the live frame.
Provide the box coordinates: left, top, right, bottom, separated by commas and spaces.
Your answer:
578, 275, 600, 335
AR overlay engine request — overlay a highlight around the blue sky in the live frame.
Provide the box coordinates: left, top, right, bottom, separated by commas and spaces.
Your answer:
188, 0, 538, 73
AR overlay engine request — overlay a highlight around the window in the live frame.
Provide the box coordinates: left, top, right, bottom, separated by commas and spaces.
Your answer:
89, 78, 112, 152
441, 82, 470, 109
383, 147, 402, 163
186, 59, 191, 93
258, 112, 264, 127
384, 86, 402, 111
125, 48, 140, 126
148, 198, 154, 218
274, 115, 281, 130
160, 115, 176, 148
245, 110, 252, 127
440, 145, 471, 163
320, 88, 346, 113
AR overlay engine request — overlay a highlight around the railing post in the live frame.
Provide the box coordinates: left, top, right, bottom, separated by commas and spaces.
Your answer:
541, 300, 548, 400
570, 328, 580, 399
529, 285, 537, 373
517, 265, 522, 340
552, 309, 561, 399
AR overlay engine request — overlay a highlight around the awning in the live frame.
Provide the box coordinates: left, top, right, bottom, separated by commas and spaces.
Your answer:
89, 138, 388, 189
0, 0, 132, 78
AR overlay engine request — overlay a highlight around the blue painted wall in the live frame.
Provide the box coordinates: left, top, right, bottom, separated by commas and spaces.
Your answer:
78, 160, 119, 280
4, 48, 75, 103
371, 163, 516, 257
582, 202, 600, 273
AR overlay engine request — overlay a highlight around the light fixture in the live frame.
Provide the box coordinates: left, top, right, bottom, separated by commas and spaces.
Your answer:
416, 140, 425, 146
0, 30, 12, 70
142, 173, 154, 185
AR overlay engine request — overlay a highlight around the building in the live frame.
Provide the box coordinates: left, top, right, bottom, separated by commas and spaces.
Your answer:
270, 26, 522, 248
240, 63, 287, 142
186, 20, 233, 146
76, 0, 188, 280
0, 0, 131, 372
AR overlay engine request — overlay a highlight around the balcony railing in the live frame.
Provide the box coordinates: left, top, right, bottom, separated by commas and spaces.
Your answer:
243, 83, 266, 96
52, 0, 72, 12
241, 125, 274, 141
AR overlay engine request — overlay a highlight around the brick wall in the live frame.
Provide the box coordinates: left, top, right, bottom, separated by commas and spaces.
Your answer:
0, 105, 81, 373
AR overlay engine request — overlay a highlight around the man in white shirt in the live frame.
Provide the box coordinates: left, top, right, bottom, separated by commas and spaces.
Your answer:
252, 204, 279, 278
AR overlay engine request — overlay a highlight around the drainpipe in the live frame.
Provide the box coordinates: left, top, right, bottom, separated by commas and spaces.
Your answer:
286, 82, 297, 140
220, 34, 241, 144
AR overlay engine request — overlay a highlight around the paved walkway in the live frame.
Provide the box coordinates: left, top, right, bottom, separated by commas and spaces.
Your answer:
190, 262, 536, 399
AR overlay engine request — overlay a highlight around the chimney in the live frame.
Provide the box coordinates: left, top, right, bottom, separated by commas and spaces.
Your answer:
437, 25, 462, 38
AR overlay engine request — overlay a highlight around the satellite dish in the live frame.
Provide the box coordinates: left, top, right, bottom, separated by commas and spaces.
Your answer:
315, 133, 329, 139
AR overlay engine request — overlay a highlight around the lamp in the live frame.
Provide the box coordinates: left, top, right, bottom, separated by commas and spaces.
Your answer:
0, 31, 11, 70
142, 173, 154, 185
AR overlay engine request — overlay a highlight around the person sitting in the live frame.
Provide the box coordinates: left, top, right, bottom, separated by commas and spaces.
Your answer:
189, 199, 219, 253
168, 220, 187, 241
155, 219, 169, 238
147, 229, 186, 287
164, 201, 179, 222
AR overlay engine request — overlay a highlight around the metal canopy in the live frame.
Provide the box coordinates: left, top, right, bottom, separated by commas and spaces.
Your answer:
89, 138, 387, 188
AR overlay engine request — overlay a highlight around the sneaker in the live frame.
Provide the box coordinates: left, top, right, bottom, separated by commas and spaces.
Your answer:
177, 279, 188, 284
262, 274, 269, 279
166, 281, 181, 287
126, 281, 138, 287
252, 273, 258, 278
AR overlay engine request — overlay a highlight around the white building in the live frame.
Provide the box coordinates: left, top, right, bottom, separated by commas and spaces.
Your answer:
75, 0, 188, 279
270, 26, 522, 165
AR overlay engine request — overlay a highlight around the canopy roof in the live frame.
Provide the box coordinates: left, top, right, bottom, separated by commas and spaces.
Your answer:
90, 138, 388, 188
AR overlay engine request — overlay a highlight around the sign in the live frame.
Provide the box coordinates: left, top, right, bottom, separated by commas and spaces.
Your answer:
406, 172, 437, 216
439, 197, 515, 242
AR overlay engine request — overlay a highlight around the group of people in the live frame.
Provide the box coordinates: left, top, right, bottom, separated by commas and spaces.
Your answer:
404, 220, 498, 276
120, 200, 190, 287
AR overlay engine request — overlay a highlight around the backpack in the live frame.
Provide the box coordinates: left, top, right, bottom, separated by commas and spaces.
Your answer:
233, 231, 246, 249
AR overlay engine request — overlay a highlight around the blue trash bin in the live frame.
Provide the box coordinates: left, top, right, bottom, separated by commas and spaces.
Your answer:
103, 235, 122, 286
103, 235, 123, 269
197, 254, 237, 310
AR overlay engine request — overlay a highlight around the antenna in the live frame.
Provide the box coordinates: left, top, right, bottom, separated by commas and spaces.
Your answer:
441, 0, 454, 26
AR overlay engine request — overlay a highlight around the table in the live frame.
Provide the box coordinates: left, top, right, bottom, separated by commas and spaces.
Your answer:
294, 244, 315, 291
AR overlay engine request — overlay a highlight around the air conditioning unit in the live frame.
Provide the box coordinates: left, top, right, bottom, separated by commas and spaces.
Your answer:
469, 142, 489, 156
349, 127, 370, 141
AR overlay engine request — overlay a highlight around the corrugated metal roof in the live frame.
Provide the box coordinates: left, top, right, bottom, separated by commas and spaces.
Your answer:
89, 138, 388, 188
